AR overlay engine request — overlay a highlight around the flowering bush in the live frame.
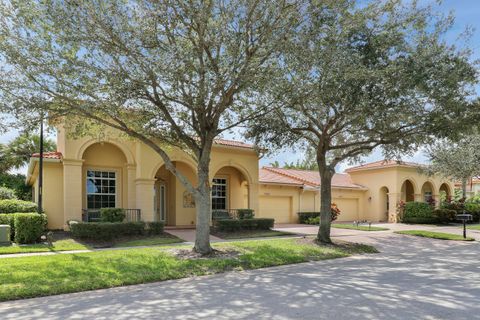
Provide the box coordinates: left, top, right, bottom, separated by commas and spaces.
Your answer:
303, 203, 341, 225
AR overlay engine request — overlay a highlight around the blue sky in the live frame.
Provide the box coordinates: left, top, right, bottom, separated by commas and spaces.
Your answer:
1, 0, 479, 174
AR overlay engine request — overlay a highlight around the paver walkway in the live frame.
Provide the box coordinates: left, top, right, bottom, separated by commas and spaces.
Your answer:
1, 231, 479, 319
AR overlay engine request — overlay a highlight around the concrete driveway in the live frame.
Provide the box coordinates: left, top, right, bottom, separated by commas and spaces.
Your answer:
1, 230, 479, 320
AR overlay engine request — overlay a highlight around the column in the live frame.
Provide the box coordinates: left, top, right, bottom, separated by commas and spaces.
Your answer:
126, 164, 137, 209
249, 182, 259, 217
387, 192, 400, 223
63, 159, 83, 230
135, 178, 156, 222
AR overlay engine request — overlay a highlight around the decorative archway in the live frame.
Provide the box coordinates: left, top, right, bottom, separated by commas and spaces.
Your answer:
211, 165, 251, 211
401, 179, 415, 202
421, 181, 436, 203
77, 138, 135, 165
379, 186, 389, 221
439, 183, 452, 202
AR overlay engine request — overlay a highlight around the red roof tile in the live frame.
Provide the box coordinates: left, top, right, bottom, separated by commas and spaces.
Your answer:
259, 167, 365, 189
31, 151, 63, 160
345, 159, 423, 172
214, 139, 254, 149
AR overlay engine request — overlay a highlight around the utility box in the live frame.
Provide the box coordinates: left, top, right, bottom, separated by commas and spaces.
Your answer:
0, 224, 11, 244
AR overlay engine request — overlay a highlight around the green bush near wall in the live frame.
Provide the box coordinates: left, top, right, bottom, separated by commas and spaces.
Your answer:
0, 199, 38, 213
298, 212, 319, 224
146, 221, 165, 235
402, 202, 436, 224
215, 218, 274, 232
100, 208, 126, 222
70, 222, 146, 241
13, 213, 47, 244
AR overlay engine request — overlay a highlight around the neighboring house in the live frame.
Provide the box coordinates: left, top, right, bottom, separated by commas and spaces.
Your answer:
26, 126, 454, 229
454, 178, 480, 198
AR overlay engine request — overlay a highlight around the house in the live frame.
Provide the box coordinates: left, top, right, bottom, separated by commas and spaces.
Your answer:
26, 126, 455, 230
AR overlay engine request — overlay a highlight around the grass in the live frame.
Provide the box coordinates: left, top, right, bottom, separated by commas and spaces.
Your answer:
0, 239, 89, 255
211, 229, 295, 239
332, 224, 389, 231
395, 230, 475, 241
467, 224, 480, 230
0, 238, 376, 301
113, 234, 184, 247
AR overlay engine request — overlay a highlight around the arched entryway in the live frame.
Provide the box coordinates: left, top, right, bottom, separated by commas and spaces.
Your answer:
439, 183, 452, 202
211, 166, 250, 214
82, 142, 128, 217
421, 181, 435, 203
401, 180, 415, 202
379, 187, 389, 221
154, 161, 197, 226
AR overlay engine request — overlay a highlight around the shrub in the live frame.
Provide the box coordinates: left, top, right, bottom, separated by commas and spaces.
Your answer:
432, 209, 457, 224
305, 216, 319, 225
70, 222, 146, 241
464, 202, 480, 222
402, 202, 436, 224
0, 213, 15, 239
254, 218, 274, 230
147, 221, 165, 235
215, 218, 274, 231
0, 199, 38, 213
0, 186, 17, 200
237, 209, 255, 219
13, 213, 47, 244
298, 212, 319, 224
331, 203, 341, 221
100, 208, 126, 222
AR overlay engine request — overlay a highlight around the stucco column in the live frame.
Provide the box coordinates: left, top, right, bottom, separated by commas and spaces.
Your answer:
433, 193, 440, 208
414, 193, 423, 202
387, 192, 400, 223
126, 164, 137, 209
135, 178, 155, 222
63, 159, 83, 229
249, 182, 259, 217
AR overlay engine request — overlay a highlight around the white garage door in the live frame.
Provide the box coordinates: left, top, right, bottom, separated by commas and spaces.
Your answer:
259, 196, 292, 223
333, 198, 359, 222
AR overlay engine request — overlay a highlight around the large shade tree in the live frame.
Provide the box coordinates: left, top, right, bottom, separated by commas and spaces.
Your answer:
247, 0, 478, 243
0, 0, 301, 254
425, 134, 480, 199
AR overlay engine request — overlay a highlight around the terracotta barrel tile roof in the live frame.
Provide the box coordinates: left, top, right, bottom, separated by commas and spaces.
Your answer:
345, 159, 423, 172
214, 139, 254, 149
31, 151, 63, 160
259, 167, 365, 189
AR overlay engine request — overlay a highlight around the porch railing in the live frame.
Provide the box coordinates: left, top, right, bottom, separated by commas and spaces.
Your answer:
82, 209, 142, 222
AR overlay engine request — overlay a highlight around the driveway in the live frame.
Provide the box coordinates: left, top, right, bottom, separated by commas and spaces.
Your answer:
1, 230, 479, 320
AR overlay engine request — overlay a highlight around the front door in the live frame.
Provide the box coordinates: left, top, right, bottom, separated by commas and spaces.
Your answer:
155, 182, 167, 222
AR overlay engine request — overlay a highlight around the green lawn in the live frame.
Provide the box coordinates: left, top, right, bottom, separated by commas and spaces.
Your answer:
113, 234, 184, 247
0, 239, 89, 255
212, 229, 295, 239
0, 238, 376, 301
395, 230, 475, 241
467, 224, 480, 230
332, 224, 389, 231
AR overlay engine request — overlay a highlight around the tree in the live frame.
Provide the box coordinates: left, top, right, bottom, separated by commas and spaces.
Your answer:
0, 0, 301, 254
248, 0, 477, 243
0, 172, 31, 200
283, 147, 318, 170
0, 132, 56, 172
425, 135, 480, 199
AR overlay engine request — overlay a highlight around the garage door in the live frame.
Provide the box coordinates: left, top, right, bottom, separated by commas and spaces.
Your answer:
259, 196, 292, 223
333, 198, 359, 222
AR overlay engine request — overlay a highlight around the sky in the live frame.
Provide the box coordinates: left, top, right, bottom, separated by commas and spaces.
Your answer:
1, 0, 479, 174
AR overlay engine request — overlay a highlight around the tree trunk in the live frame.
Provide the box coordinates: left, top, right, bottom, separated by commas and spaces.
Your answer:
462, 179, 467, 200
317, 168, 334, 243
194, 151, 213, 254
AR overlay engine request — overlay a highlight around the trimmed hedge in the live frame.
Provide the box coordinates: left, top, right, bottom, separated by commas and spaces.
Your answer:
147, 221, 165, 235
402, 202, 436, 224
215, 218, 274, 232
13, 213, 47, 244
433, 209, 457, 224
0, 199, 38, 213
100, 208, 126, 222
298, 212, 319, 224
70, 222, 146, 241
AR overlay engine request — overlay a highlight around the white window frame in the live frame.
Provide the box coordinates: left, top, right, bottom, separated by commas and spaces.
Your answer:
86, 169, 119, 209
212, 177, 228, 210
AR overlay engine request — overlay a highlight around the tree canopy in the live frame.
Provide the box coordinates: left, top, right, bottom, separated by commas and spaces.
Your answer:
0, 0, 301, 254
247, 0, 478, 242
